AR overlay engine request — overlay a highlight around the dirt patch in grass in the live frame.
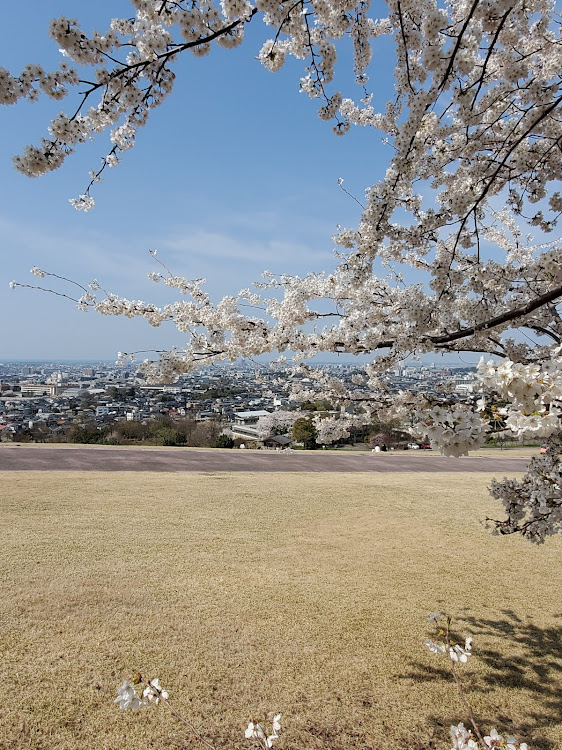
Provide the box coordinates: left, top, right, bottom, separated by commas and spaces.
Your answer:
1, 472, 561, 749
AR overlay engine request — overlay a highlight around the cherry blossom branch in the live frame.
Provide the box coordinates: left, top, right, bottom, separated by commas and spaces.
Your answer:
430, 284, 562, 347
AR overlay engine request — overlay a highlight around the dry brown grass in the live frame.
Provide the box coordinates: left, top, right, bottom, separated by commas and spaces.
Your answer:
1, 471, 561, 750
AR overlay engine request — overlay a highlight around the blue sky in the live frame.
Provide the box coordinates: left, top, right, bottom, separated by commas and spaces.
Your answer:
0, 1, 398, 361
2, 1, 464, 366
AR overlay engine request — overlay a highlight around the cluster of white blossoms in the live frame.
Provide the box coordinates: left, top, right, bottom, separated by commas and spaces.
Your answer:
245, 714, 282, 748
451, 724, 528, 750
114, 680, 146, 710
115, 678, 169, 710
312, 414, 352, 444
425, 611, 473, 663
415, 405, 488, 458
426, 634, 473, 663
257, 410, 297, 438
478, 357, 562, 440
0, 61, 78, 106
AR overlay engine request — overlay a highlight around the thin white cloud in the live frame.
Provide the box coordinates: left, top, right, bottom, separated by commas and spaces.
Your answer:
160, 227, 333, 268
0, 215, 152, 284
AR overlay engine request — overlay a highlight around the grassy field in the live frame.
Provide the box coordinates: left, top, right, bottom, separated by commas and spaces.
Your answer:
1, 471, 561, 750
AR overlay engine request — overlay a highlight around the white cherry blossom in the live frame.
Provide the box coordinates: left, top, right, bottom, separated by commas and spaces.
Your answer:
114, 680, 146, 710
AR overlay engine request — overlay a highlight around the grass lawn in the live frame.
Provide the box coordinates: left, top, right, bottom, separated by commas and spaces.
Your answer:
1, 471, 561, 749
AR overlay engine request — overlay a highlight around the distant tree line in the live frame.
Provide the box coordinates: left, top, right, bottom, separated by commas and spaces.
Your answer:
9, 417, 227, 448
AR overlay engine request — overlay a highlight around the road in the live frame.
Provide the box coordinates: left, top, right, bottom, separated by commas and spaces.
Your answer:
0, 445, 530, 473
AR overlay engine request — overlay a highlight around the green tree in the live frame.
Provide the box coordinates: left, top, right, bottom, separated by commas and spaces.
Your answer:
214, 434, 234, 449
154, 427, 187, 446
300, 399, 333, 412
67, 424, 108, 444
292, 418, 318, 450
113, 421, 152, 442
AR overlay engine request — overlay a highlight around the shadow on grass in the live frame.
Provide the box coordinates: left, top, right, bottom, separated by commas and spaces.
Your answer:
405, 610, 562, 750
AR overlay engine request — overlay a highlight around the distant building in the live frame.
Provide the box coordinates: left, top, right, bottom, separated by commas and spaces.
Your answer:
230, 410, 271, 440
454, 381, 475, 395
19, 383, 58, 397
262, 435, 292, 449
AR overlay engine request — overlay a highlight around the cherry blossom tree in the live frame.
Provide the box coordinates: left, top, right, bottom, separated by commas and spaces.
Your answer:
4, 0, 562, 540
257, 410, 298, 439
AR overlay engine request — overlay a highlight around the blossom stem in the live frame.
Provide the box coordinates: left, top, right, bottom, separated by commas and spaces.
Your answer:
159, 699, 216, 750
445, 623, 487, 748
